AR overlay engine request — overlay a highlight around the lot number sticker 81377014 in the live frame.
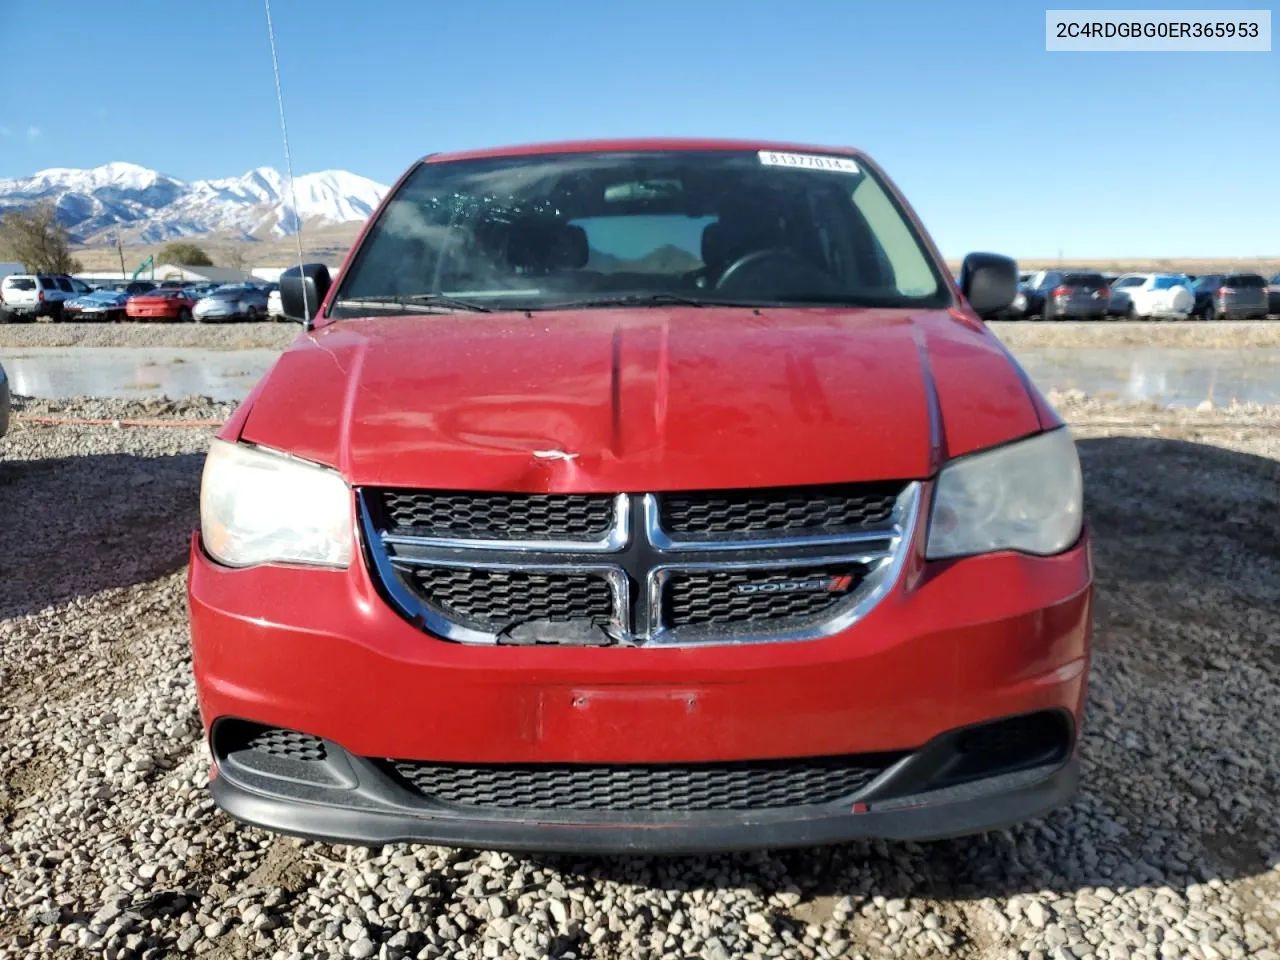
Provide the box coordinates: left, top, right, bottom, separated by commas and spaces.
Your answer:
758, 151, 860, 173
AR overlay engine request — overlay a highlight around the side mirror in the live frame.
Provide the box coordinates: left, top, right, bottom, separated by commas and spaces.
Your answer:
959, 252, 1018, 319
280, 263, 332, 324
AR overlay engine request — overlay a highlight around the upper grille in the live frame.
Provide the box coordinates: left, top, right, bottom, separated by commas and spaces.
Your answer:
361, 482, 917, 647
665, 566, 867, 630
660, 482, 903, 539
401, 566, 614, 631
378, 490, 615, 541
388, 755, 896, 811
244, 726, 327, 762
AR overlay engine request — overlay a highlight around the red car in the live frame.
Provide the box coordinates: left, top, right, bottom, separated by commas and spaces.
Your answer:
125, 287, 198, 322
189, 139, 1092, 854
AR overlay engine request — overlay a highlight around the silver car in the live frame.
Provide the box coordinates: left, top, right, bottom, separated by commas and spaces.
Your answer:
193, 285, 271, 323
1192, 274, 1270, 321
1042, 272, 1110, 320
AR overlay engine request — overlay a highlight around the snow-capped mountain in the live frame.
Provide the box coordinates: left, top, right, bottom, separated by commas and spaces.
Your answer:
0, 161, 388, 243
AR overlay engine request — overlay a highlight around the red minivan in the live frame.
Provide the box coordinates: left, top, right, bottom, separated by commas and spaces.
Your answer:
188, 139, 1092, 853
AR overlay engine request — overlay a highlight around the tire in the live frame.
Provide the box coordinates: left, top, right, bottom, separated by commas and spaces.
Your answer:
1200, 302, 1216, 322
1126, 302, 1139, 321
0, 307, 11, 324
176, 308, 192, 323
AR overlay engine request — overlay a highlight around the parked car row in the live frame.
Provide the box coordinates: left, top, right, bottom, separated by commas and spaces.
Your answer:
0, 273, 279, 323
999, 270, 1278, 321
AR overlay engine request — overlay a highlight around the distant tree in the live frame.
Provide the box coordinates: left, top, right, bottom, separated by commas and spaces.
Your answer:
221, 246, 247, 274
160, 241, 214, 266
0, 201, 82, 273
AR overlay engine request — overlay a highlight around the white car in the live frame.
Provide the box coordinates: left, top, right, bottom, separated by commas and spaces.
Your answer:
1107, 273, 1195, 320
0, 273, 91, 321
267, 288, 284, 320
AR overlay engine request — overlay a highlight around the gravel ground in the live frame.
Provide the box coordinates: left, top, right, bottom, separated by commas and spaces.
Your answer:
1, 393, 1278, 960
2, 320, 1280, 353
989, 321, 1280, 350
0, 323, 299, 351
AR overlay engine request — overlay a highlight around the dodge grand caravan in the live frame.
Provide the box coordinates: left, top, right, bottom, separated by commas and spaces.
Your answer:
188, 139, 1092, 853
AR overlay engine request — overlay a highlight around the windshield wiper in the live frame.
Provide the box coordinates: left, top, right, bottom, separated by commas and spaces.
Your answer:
333, 293, 493, 313
536, 292, 765, 310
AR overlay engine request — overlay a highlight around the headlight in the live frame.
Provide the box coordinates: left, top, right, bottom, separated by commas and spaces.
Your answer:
926, 428, 1083, 560
200, 439, 352, 568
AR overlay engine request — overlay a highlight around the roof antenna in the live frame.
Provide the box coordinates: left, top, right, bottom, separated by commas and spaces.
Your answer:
263, 0, 311, 328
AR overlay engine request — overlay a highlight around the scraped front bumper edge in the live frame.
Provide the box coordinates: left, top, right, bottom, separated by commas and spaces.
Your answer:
209, 743, 1079, 855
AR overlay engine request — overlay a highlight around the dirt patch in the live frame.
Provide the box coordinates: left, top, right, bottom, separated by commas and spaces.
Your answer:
245, 840, 319, 893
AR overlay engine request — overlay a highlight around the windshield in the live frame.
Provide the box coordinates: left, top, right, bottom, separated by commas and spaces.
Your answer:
1151, 275, 1188, 290
1226, 274, 1265, 288
1061, 273, 1106, 288
332, 149, 950, 315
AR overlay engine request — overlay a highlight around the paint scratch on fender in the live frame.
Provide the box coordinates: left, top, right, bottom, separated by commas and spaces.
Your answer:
532, 449, 579, 461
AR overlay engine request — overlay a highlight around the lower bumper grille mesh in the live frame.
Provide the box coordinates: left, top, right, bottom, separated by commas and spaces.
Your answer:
388, 755, 896, 811
243, 726, 327, 762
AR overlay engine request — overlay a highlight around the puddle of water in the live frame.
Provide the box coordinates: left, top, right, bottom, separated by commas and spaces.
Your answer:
4, 344, 1279, 408
3, 348, 279, 401
1015, 347, 1280, 407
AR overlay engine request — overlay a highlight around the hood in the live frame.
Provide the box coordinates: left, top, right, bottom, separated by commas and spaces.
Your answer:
236, 308, 1047, 492
72, 293, 123, 306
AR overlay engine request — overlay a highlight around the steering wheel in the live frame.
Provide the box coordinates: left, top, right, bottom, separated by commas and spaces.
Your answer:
713, 248, 840, 297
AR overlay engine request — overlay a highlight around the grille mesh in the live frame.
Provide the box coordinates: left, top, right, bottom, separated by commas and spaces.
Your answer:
389, 756, 893, 811
660, 483, 902, 538
244, 727, 326, 762
404, 567, 614, 630
665, 566, 866, 629
379, 490, 614, 541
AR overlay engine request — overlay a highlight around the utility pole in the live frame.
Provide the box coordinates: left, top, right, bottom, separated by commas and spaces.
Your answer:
115, 232, 126, 280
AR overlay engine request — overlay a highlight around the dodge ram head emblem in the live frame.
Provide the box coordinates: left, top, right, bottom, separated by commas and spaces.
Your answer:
733, 575, 855, 595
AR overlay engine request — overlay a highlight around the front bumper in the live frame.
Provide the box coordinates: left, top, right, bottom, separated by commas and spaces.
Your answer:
190, 510, 1093, 850
209, 717, 1080, 854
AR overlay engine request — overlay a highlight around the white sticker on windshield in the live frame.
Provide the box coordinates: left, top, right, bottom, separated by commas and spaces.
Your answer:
758, 150, 860, 174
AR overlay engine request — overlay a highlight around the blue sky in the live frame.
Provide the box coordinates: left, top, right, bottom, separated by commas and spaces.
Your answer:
1, 0, 1276, 258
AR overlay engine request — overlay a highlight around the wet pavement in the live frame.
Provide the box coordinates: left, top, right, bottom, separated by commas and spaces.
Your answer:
1015, 346, 1280, 407
0, 347, 279, 402
3, 344, 1278, 408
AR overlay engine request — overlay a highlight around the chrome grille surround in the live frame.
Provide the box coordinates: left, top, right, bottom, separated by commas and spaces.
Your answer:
359, 482, 921, 647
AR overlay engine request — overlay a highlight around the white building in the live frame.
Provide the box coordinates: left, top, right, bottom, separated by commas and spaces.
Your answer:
75, 264, 251, 285
252, 263, 343, 281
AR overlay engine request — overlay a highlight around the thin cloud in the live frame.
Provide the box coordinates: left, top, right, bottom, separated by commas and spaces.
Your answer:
0, 126, 10, 138
26, 126, 42, 141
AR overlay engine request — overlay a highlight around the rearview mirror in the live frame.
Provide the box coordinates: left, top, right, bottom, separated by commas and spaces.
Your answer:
280, 263, 332, 324
959, 252, 1018, 319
